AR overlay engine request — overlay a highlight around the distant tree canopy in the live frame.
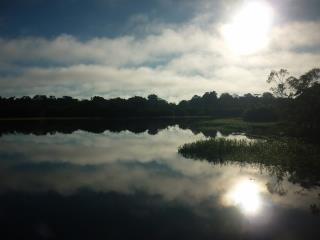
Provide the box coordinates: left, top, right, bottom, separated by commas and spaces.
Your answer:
0, 91, 274, 119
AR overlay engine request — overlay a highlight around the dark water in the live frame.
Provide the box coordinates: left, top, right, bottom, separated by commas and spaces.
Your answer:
0, 121, 319, 240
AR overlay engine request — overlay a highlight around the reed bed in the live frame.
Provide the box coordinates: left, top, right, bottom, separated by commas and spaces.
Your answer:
178, 138, 320, 187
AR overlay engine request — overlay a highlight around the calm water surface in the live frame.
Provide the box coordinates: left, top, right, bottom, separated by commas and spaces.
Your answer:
0, 123, 319, 240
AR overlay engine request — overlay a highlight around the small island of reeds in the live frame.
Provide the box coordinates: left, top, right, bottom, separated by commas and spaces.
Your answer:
178, 138, 320, 187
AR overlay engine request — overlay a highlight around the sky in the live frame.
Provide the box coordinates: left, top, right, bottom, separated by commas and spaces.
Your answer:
0, 0, 319, 101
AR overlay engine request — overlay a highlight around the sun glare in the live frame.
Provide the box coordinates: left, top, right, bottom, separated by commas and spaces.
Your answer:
222, 1, 274, 55
228, 179, 262, 215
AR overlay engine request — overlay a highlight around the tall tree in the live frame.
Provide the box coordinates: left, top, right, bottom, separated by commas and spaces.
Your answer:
287, 68, 320, 96
267, 69, 291, 97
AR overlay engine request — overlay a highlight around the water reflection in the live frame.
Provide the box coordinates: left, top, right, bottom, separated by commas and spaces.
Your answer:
0, 124, 319, 239
226, 179, 262, 215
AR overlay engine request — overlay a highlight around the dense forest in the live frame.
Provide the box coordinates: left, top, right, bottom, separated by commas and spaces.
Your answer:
0, 91, 278, 119
1, 68, 319, 137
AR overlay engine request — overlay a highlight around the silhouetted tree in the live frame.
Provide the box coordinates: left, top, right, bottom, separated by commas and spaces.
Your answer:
287, 68, 320, 96
267, 69, 291, 97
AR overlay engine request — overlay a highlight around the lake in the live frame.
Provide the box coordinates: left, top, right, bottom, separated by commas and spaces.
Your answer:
0, 120, 319, 240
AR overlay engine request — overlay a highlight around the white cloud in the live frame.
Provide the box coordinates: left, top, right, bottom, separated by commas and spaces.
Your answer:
0, 65, 219, 101
0, 19, 319, 100
271, 21, 320, 50
0, 26, 222, 67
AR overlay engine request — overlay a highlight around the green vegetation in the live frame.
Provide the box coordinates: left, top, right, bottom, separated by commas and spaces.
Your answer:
178, 138, 320, 187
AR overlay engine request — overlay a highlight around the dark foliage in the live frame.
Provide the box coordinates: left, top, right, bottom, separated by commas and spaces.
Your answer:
0, 92, 278, 119
243, 107, 278, 122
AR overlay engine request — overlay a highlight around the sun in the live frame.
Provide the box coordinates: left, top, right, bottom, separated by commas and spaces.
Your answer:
222, 1, 274, 55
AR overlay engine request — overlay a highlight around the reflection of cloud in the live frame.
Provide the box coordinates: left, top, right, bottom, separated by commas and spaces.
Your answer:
0, 127, 206, 165
0, 128, 319, 211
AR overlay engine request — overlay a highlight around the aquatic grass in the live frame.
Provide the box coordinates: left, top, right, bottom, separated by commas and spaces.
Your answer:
178, 138, 320, 187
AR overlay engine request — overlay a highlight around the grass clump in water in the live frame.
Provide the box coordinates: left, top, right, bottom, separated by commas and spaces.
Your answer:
178, 138, 320, 187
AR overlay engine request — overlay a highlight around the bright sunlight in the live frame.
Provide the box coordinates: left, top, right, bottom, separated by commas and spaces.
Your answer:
228, 179, 262, 215
222, 0, 274, 55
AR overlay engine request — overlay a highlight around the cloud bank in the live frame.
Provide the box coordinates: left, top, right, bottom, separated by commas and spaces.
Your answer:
0, 3, 319, 101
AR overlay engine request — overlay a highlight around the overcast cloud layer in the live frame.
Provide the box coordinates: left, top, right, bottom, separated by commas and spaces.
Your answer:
0, 0, 319, 101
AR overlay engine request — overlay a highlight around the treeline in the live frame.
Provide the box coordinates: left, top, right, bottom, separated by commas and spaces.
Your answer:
0, 68, 319, 137
0, 92, 278, 120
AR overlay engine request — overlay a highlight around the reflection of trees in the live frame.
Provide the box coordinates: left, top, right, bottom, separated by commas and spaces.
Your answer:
266, 179, 287, 196
0, 118, 177, 136
310, 194, 320, 216
0, 118, 222, 137
310, 204, 320, 216
264, 165, 290, 196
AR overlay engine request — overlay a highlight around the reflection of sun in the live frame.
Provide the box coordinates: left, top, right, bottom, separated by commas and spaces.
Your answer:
222, 1, 274, 55
228, 179, 262, 215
